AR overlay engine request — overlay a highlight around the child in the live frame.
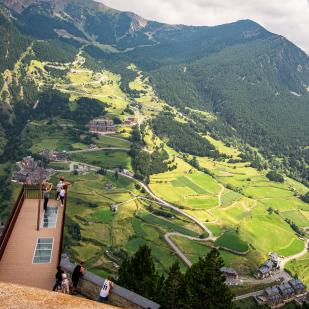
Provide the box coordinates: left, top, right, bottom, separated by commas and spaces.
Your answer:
61, 273, 70, 294
99, 276, 114, 303
56, 177, 64, 200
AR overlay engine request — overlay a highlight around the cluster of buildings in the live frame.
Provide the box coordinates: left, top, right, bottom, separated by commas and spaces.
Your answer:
88, 117, 138, 135
255, 253, 281, 279
256, 278, 307, 307
89, 118, 116, 134
12, 156, 55, 184
41, 149, 68, 162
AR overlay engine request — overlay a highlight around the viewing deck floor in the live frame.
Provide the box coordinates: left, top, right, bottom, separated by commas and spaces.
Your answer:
0, 198, 64, 290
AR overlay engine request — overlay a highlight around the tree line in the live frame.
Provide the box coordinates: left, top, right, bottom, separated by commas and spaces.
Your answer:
118, 245, 235, 309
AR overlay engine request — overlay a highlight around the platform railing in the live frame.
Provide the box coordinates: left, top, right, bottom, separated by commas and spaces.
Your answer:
0, 186, 25, 261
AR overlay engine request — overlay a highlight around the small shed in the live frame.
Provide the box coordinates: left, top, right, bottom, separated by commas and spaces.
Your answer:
220, 267, 238, 279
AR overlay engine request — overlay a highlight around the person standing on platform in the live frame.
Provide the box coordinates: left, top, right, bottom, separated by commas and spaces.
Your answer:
71, 261, 84, 295
43, 182, 53, 211
56, 176, 65, 201
59, 186, 66, 207
52, 266, 64, 291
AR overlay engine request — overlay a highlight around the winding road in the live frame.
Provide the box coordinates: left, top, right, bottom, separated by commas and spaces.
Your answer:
57, 149, 308, 291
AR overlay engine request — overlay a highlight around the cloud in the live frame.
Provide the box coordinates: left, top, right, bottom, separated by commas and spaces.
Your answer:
99, 0, 309, 53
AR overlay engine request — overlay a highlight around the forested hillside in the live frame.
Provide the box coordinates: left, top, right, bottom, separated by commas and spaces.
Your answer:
0, 0, 308, 186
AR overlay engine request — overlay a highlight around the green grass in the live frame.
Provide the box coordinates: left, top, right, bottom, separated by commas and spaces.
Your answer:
233, 297, 258, 308
150, 164, 221, 210
241, 210, 305, 257
280, 210, 309, 228
221, 191, 242, 206
94, 136, 131, 148
62, 171, 198, 275
286, 253, 309, 287
171, 236, 259, 275
138, 210, 199, 237
70, 150, 132, 170
172, 176, 208, 194
215, 230, 249, 253
47, 162, 70, 170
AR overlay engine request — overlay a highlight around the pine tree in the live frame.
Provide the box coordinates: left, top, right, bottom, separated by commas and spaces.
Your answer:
161, 262, 185, 309
117, 245, 161, 300
184, 249, 235, 309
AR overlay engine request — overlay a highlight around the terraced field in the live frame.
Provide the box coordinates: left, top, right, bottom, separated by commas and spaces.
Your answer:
61, 171, 201, 277
148, 139, 308, 274
70, 150, 132, 170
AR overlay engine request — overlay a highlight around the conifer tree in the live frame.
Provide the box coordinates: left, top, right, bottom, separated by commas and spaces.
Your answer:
117, 245, 161, 300
161, 262, 185, 309
184, 249, 235, 309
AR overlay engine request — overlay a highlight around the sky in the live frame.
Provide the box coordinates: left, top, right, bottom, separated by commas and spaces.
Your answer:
100, 0, 309, 54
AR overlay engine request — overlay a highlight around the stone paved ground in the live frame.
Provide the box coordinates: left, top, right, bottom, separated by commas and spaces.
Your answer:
0, 282, 119, 309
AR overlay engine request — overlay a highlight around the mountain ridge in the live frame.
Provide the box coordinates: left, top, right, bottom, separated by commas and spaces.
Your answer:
0, 0, 308, 186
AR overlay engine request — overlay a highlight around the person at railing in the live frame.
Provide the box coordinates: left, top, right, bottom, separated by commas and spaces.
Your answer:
52, 266, 64, 292
59, 186, 66, 207
42, 182, 53, 211
99, 276, 114, 303
61, 273, 70, 294
71, 261, 85, 295
56, 176, 65, 201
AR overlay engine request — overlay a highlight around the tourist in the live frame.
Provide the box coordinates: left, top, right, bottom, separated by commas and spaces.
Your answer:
56, 176, 64, 200
59, 186, 66, 207
71, 261, 85, 295
99, 276, 114, 303
61, 273, 70, 294
52, 266, 64, 292
43, 182, 53, 211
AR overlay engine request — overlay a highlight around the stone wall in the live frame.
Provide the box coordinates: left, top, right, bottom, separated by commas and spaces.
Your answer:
60, 258, 160, 309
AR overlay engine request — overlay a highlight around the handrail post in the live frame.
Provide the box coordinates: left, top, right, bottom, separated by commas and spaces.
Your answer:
58, 188, 68, 265
37, 199, 41, 231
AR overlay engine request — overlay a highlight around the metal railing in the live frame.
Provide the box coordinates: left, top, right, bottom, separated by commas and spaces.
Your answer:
24, 184, 57, 200
0, 186, 25, 261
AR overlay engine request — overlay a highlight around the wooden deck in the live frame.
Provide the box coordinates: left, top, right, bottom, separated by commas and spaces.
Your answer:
0, 198, 64, 290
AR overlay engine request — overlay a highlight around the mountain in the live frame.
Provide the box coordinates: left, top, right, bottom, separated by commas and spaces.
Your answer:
0, 0, 308, 184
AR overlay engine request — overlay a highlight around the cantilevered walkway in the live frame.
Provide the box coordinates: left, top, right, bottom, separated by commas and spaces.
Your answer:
0, 185, 66, 290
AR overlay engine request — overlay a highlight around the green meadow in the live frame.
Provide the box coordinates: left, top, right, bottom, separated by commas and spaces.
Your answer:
215, 230, 249, 253
70, 150, 132, 170
62, 171, 200, 275
286, 253, 309, 287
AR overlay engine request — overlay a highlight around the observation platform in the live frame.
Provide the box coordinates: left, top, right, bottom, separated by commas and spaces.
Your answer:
0, 185, 66, 290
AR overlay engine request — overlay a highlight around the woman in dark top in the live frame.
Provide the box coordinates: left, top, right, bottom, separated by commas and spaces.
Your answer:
71, 261, 84, 294
52, 266, 64, 291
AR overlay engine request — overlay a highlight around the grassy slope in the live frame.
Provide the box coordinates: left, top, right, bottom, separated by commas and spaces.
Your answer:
62, 171, 198, 275
22, 50, 308, 280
